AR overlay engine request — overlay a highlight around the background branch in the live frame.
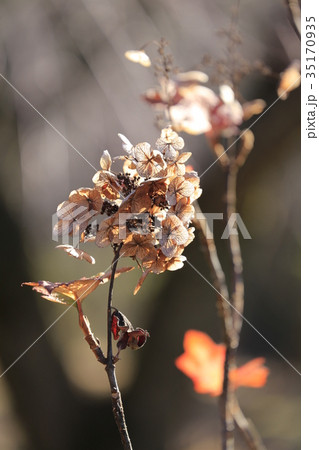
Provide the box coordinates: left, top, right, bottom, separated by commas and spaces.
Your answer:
232, 397, 266, 450
194, 200, 235, 449
195, 181, 266, 449
285, 0, 301, 39
226, 159, 244, 340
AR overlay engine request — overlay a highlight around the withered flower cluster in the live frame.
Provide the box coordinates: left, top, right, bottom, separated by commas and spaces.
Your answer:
54, 128, 201, 294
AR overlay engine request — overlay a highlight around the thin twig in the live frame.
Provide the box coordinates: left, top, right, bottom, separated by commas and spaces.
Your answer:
76, 245, 132, 449
105, 244, 133, 450
77, 301, 107, 364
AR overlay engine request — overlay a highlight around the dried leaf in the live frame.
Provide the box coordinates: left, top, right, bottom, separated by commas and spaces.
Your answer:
134, 270, 149, 295
56, 245, 96, 264
22, 267, 134, 305
111, 308, 150, 359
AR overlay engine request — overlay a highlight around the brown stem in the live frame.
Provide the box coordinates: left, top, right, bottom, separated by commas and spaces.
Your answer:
105, 244, 133, 450
77, 301, 107, 364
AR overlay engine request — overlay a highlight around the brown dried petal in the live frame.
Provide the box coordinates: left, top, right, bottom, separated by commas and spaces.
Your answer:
123, 159, 138, 176
160, 215, 189, 257
166, 255, 187, 271
167, 177, 195, 206
69, 188, 103, 212
92, 171, 121, 200
142, 250, 168, 274
95, 216, 119, 247
133, 142, 152, 161
100, 150, 112, 171
118, 133, 134, 155
131, 185, 152, 213
175, 199, 195, 224
121, 234, 156, 261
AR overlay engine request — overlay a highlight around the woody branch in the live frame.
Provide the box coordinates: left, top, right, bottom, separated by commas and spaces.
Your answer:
105, 243, 133, 450
76, 243, 132, 450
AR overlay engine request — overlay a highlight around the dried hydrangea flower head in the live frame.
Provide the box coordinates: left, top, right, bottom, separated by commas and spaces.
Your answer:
144, 72, 266, 145
53, 128, 201, 294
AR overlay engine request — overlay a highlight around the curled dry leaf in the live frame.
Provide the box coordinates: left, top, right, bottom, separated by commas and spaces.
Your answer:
56, 245, 96, 264
111, 308, 150, 359
22, 267, 134, 305
134, 270, 150, 295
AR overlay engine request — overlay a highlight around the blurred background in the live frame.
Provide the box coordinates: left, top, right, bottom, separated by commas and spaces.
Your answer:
0, 0, 300, 449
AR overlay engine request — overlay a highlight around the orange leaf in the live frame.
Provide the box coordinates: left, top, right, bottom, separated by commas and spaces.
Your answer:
175, 330, 269, 397
230, 357, 269, 389
175, 330, 225, 396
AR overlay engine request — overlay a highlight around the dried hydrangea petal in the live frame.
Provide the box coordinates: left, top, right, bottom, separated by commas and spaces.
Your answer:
124, 50, 151, 67
100, 150, 112, 171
